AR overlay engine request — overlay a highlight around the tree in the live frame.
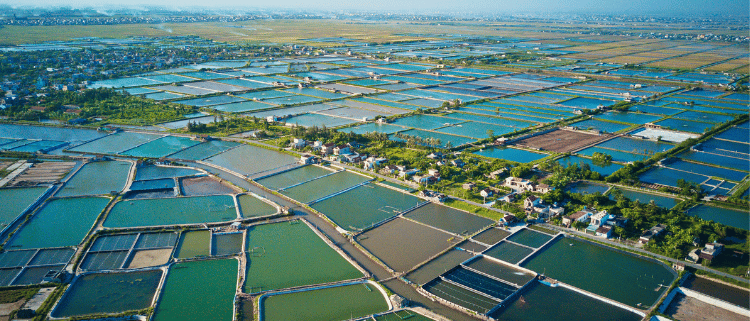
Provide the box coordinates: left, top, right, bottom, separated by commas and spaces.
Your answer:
487, 129, 494, 139
445, 141, 453, 149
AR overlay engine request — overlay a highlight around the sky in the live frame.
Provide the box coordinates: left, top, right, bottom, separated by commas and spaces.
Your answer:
1, 0, 748, 16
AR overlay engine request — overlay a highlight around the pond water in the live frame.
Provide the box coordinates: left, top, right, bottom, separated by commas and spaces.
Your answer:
312, 183, 422, 231
69, 132, 161, 155
168, 140, 240, 161
213, 233, 243, 256
357, 218, 461, 273
570, 119, 631, 133
134, 165, 201, 181
472, 228, 511, 246
104, 195, 237, 228
0, 187, 49, 228
403, 203, 493, 236
237, 194, 277, 218
405, 249, 474, 286
609, 189, 680, 209
152, 259, 238, 321
566, 181, 609, 195
244, 221, 363, 293
175, 230, 211, 259
490, 281, 642, 321
52, 270, 162, 318
483, 241, 534, 264
473, 147, 547, 163
56, 161, 131, 197
256, 165, 334, 190
7, 197, 110, 250
121, 136, 201, 158
686, 205, 748, 230
683, 276, 750, 308
506, 229, 554, 248
261, 282, 389, 321
281, 171, 371, 204
204, 145, 298, 176
522, 237, 675, 308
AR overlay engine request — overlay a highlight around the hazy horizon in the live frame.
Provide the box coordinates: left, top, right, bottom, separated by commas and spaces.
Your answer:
0, 0, 747, 16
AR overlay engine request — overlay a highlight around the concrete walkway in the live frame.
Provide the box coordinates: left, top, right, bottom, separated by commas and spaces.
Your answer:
541, 223, 750, 284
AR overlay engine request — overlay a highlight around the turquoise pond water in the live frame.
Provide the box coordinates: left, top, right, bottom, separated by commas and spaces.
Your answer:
687, 205, 748, 230
0, 187, 49, 227
104, 195, 238, 228
121, 136, 201, 158
609, 188, 680, 209
56, 161, 131, 197
8, 197, 110, 250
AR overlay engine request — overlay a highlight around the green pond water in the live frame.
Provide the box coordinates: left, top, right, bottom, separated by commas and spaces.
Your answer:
522, 237, 675, 308
121, 136, 201, 158
423, 278, 499, 314
256, 165, 333, 190
52, 270, 162, 318
134, 165, 200, 180
167, 140, 240, 161
237, 194, 277, 218
281, 171, 371, 204
464, 256, 536, 286
405, 248, 474, 285
472, 228, 511, 245
261, 283, 389, 321
153, 259, 238, 321
0, 187, 48, 227
175, 230, 211, 258
357, 218, 460, 272
311, 183, 422, 231
484, 241, 535, 264
205, 144, 298, 176
8, 197, 110, 250
213, 233, 243, 256
506, 229, 554, 248
56, 161, 131, 197
374, 310, 434, 321
104, 195, 237, 228
403, 203, 493, 236
687, 205, 748, 231
244, 221, 362, 293
490, 281, 642, 321
69, 132, 161, 155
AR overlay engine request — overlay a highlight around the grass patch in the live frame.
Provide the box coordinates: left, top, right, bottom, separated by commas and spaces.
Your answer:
443, 198, 503, 221
0, 287, 39, 304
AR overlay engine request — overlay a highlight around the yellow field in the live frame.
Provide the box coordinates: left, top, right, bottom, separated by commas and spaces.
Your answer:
705, 58, 750, 72
647, 52, 728, 69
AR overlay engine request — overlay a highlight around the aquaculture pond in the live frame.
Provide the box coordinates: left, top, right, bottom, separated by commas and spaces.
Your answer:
484, 241, 534, 264
463, 256, 535, 286
311, 183, 423, 231
0, 187, 49, 228
280, 170, 371, 204
473, 147, 547, 163
506, 229, 555, 248
686, 205, 748, 230
403, 203, 493, 236
405, 249, 474, 285
121, 136, 201, 158
472, 227, 511, 246
56, 161, 131, 197
175, 230, 211, 258
168, 140, 240, 160
213, 232, 243, 256
134, 165, 200, 181
609, 189, 680, 209
7, 197, 110, 250
423, 278, 500, 314
256, 165, 334, 190
357, 218, 461, 273
104, 195, 237, 228
0, 124, 106, 145
261, 282, 389, 321
51, 270, 162, 318
204, 144, 298, 176
152, 259, 238, 321
69, 132, 161, 155
237, 194, 277, 218
570, 119, 631, 133
566, 181, 609, 195
389, 129, 475, 148
342, 123, 406, 135
557, 155, 623, 176
522, 237, 675, 308
374, 310, 434, 321
683, 276, 750, 308
244, 221, 363, 293
490, 281, 642, 321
